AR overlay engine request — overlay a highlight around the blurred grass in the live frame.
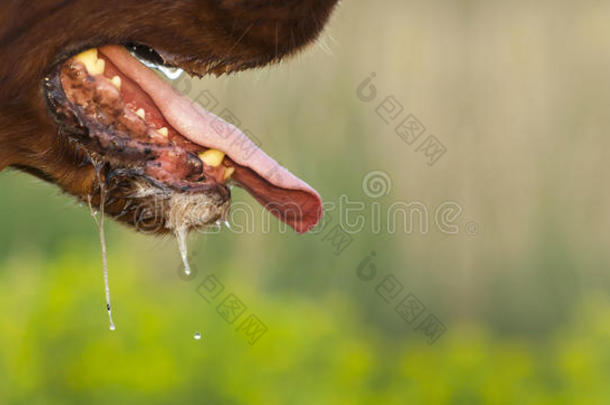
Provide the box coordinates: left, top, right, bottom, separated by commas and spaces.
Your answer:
2, 0, 610, 403
0, 247, 608, 404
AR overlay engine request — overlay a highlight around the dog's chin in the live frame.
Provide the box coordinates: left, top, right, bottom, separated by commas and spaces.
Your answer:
106, 175, 230, 234
61, 154, 232, 236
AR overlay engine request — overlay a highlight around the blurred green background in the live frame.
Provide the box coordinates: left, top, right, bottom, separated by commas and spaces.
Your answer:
2, 0, 610, 403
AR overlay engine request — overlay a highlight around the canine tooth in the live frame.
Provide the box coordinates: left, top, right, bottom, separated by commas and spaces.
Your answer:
135, 108, 146, 119
198, 149, 225, 167
110, 76, 121, 89
223, 166, 235, 180
157, 127, 168, 137
73, 48, 99, 74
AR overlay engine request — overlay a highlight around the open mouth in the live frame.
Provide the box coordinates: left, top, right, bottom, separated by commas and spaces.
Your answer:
44, 45, 322, 234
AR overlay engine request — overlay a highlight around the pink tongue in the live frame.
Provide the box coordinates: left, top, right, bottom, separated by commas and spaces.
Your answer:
99, 45, 322, 233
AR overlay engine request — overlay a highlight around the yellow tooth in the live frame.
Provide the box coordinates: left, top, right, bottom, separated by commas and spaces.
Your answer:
223, 166, 235, 180
135, 108, 146, 119
110, 75, 121, 89
198, 149, 225, 167
73, 48, 106, 75
73, 49, 98, 73
94, 59, 105, 75
157, 127, 168, 137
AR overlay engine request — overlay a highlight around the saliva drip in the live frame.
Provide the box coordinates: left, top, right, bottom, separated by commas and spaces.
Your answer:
89, 160, 116, 331
175, 227, 191, 276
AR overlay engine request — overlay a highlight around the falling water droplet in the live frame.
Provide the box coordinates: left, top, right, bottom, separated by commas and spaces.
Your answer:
175, 227, 191, 276
194, 332, 202, 340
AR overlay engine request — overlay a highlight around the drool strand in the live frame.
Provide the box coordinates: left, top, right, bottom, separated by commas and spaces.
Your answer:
90, 161, 116, 331
175, 226, 191, 276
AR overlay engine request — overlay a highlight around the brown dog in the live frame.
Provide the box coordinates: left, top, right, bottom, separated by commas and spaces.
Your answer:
0, 0, 338, 235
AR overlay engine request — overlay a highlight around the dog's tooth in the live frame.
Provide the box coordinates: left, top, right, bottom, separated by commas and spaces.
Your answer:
198, 149, 225, 167
223, 166, 235, 180
157, 127, 168, 137
94, 59, 106, 75
110, 76, 121, 89
135, 108, 146, 119
73, 48, 99, 74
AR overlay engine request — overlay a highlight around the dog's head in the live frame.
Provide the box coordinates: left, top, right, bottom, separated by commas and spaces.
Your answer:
0, 0, 338, 234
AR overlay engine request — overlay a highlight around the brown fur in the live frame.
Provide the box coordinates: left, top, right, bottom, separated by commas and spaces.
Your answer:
0, 0, 338, 231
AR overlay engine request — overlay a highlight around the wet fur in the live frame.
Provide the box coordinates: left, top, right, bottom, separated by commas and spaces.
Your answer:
0, 0, 338, 232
